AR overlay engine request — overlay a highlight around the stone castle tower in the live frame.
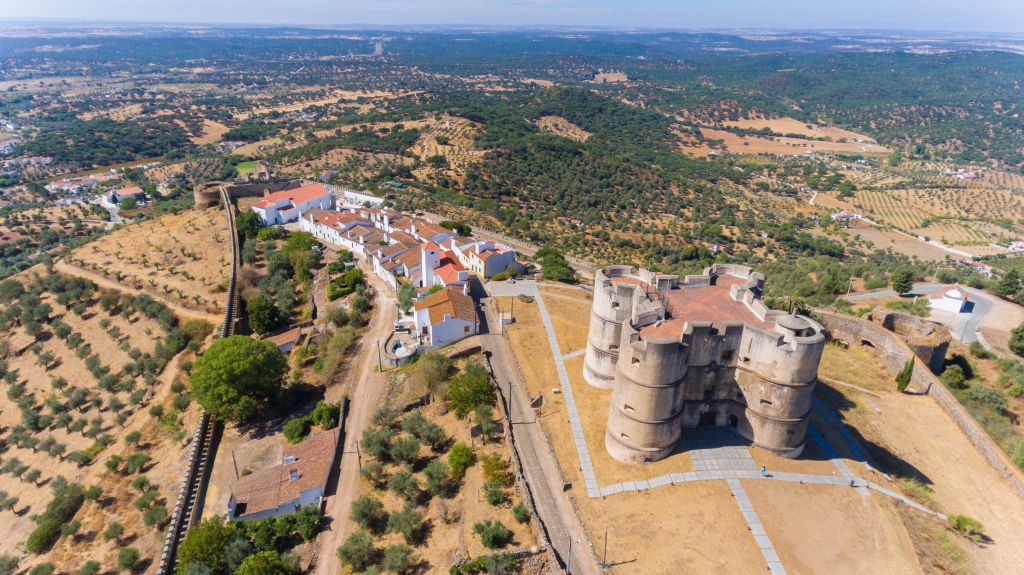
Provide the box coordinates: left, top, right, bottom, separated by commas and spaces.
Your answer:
583, 264, 825, 464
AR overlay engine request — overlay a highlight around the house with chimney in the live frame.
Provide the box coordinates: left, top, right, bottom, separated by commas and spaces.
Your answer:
413, 286, 478, 348
250, 183, 333, 225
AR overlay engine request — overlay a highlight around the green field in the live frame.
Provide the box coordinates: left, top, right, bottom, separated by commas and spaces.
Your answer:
987, 256, 1024, 273
236, 160, 258, 176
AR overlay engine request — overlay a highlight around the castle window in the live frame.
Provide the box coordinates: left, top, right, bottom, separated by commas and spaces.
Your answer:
611, 301, 620, 309
623, 404, 635, 413
631, 357, 640, 365
760, 399, 773, 406
620, 432, 629, 440
721, 349, 734, 362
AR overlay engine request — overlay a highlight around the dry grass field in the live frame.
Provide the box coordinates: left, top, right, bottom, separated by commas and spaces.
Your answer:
588, 71, 629, 83
65, 209, 231, 316
697, 128, 890, 156
533, 115, 592, 142
189, 119, 230, 145
0, 269, 210, 572
723, 117, 878, 143
77, 102, 144, 122
409, 116, 486, 181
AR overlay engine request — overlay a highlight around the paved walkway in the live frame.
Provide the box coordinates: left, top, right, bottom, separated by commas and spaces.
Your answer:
562, 348, 586, 360
729, 479, 788, 575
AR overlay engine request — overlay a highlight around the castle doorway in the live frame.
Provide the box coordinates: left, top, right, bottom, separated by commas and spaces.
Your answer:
727, 414, 739, 428
698, 411, 716, 426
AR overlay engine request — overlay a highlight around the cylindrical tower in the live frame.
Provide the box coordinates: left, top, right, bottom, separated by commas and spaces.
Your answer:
583, 266, 640, 389
605, 324, 689, 464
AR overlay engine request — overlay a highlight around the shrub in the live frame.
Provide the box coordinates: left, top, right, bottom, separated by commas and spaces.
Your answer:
895, 359, 914, 392
484, 481, 506, 506
940, 364, 967, 389
176, 517, 237, 573
144, 505, 169, 529
448, 362, 495, 418
413, 350, 451, 394
360, 461, 388, 489
383, 543, 414, 574
448, 443, 475, 480
103, 521, 124, 542
351, 495, 386, 533
969, 341, 995, 359
386, 505, 424, 544
482, 454, 512, 486
25, 482, 85, 553
388, 470, 420, 501
390, 436, 421, 465
283, 415, 312, 444
473, 519, 511, 549
29, 564, 54, 575
950, 514, 986, 541
311, 400, 341, 429
75, 561, 101, 575
117, 547, 139, 571
513, 502, 530, 523
361, 426, 391, 460
962, 384, 1009, 414
336, 531, 378, 572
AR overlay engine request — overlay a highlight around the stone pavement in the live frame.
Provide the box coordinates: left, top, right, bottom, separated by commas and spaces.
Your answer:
729, 478, 788, 575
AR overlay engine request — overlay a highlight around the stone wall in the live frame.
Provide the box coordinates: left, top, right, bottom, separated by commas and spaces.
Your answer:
814, 310, 1024, 501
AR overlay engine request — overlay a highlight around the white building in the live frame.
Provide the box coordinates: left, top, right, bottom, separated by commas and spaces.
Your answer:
227, 428, 340, 521
298, 209, 386, 255
339, 188, 385, 207
928, 285, 970, 314
251, 183, 333, 226
450, 238, 518, 278
413, 286, 478, 348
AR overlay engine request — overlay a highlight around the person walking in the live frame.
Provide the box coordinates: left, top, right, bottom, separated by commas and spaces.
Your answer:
760, 464, 767, 478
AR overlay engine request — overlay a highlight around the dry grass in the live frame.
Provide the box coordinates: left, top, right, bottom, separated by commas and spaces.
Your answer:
533, 115, 592, 143
697, 128, 890, 156
723, 117, 877, 143
66, 208, 231, 315
190, 119, 230, 145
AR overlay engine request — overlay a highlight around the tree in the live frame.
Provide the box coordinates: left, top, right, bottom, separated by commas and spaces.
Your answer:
104, 521, 124, 542
75, 561, 101, 575
235, 551, 292, 575
310, 400, 341, 429
513, 502, 531, 523
473, 519, 511, 549
235, 210, 263, 240
246, 295, 281, 335
390, 436, 421, 465
413, 350, 451, 395
1010, 324, 1024, 357
28, 565, 54, 575
176, 517, 237, 574
424, 459, 451, 496
397, 282, 417, 315
351, 495, 386, 533
448, 362, 495, 418
475, 405, 496, 442
190, 336, 286, 421
388, 470, 420, 501
448, 443, 475, 480
896, 359, 914, 392
337, 531, 378, 572
891, 268, 915, 295
383, 543, 414, 574
996, 269, 1022, 299
282, 416, 311, 444
116, 547, 139, 572
387, 505, 424, 544
0, 556, 17, 575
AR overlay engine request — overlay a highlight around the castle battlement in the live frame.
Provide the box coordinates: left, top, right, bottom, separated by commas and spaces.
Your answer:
583, 264, 825, 464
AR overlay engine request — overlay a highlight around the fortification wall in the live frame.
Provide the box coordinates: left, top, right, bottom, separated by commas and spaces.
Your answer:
815, 310, 1024, 500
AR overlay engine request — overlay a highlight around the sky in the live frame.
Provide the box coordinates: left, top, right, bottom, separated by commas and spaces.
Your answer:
2, 0, 1023, 34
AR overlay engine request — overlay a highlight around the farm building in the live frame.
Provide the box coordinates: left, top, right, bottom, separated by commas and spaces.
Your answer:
250, 183, 333, 225
261, 326, 304, 353
227, 428, 340, 521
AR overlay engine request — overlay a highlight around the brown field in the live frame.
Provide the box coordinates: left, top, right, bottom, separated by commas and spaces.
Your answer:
0, 269, 209, 572
500, 286, 956, 573
278, 147, 411, 179
65, 209, 231, 316
409, 116, 486, 181
78, 102, 144, 122
230, 137, 283, 156
818, 343, 1024, 573
843, 222, 955, 262
189, 119, 230, 145
144, 161, 186, 182
589, 71, 629, 83
698, 128, 890, 156
234, 89, 417, 120
534, 115, 592, 143
723, 116, 877, 143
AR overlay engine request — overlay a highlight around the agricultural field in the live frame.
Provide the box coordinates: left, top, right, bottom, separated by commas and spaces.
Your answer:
409, 116, 486, 181
697, 128, 890, 156
722, 116, 878, 143
63, 208, 231, 317
0, 269, 211, 572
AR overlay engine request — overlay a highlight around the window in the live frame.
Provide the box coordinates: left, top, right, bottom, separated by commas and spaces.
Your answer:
289, 469, 300, 482
464, 325, 471, 333
631, 357, 640, 365
759, 399, 773, 406
284, 455, 296, 464
721, 349, 734, 362
620, 432, 629, 439
623, 404, 635, 413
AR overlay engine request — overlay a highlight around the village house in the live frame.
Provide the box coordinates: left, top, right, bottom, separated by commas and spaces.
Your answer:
449, 238, 519, 278
413, 286, 478, 348
105, 186, 145, 205
261, 326, 304, 354
227, 428, 340, 521
250, 182, 333, 226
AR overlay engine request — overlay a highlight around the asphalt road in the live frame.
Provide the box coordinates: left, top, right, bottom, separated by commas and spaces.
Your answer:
843, 283, 992, 344
476, 280, 600, 575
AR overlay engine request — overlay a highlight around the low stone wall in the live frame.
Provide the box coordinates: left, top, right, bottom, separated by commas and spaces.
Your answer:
814, 310, 1024, 501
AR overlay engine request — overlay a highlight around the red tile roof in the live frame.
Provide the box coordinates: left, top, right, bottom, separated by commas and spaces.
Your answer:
254, 183, 330, 209
631, 275, 770, 339
415, 286, 476, 325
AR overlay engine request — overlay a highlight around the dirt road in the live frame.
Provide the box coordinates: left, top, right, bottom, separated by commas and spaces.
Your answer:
478, 293, 600, 575
314, 259, 396, 574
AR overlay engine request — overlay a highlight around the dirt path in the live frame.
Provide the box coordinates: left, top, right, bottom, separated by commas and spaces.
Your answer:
314, 259, 396, 574
54, 260, 222, 325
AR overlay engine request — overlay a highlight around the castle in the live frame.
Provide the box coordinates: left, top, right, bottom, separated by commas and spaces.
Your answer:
583, 264, 825, 464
